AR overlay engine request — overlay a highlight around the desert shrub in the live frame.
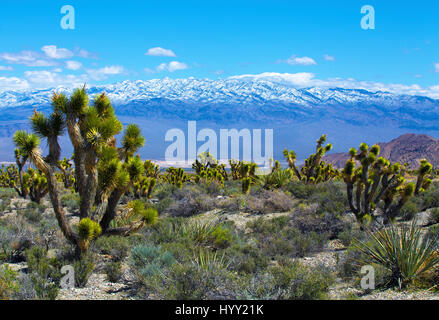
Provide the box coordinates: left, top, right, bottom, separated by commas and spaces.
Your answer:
73, 252, 95, 288
400, 201, 419, 221
286, 181, 316, 199
60, 192, 80, 213
93, 235, 130, 261
241, 262, 334, 300
22, 202, 46, 223
337, 224, 366, 247
25, 246, 61, 300
290, 207, 349, 240
222, 180, 242, 196
354, 222, 439, 288
0, 218, 34, 262
154, 182, 178, 200
104, 261, 123, 283
429, 208, 439, 225
245, 190, 295, 214
130, 244, 176, 279
0, 264, 19, 300
310, 182, 347, 215
226, 243, 270, 274
210, 225, 233, 249
247, 216, 327, 258
13, 273, 37, 300
146, 260, 241, 300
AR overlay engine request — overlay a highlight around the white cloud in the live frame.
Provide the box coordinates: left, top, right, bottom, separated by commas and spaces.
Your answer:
282, 55, 317, 66
66, 60, 82, 70
41, 45, 74, 59
0, 50, 57, 67
323, 54, 336, 61
0, 66, 13, 71
434, 63, 439, 72
24, 70, 88, 88
145, 47, 176, 57
75, 48, 97, 59
229, 72, 439, 99
86, 65, 125, 80
0, 76, 29, 90
147, 61, 189, 73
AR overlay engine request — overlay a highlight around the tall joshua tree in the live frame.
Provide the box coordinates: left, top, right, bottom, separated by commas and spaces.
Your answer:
13, 87, 157, 254
342, 143, 432, 225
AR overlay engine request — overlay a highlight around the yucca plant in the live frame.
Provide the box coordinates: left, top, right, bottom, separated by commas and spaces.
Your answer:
193, 247, 230, 272
353, 221, 439, 289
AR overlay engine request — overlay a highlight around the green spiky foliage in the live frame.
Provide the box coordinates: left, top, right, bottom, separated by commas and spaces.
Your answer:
228, 159, 259, 193
229, 159, 243, 180
164, 167, 189, 188
283, 134, 339, 184
0, 164, 19, 188
110, 199, 158, 230
143, 160, 160, 179
240, 162, 258, 194
11, 132, 41, 198
77, 218, 101, 252
263, 161, 293, 190
342, 143, 432, 225
132, 159, 159, 199
56, 156, 77, 192
242, 177, 252, 194
354, 221, 439, 288
21, 168, 48, 204
13, 88, 157, 255
193, 152, 227, 187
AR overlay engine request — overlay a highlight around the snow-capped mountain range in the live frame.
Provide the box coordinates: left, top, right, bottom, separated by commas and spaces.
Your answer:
0, 77, 438, 109
0, 77, 438, 130
0, 77, 439, 161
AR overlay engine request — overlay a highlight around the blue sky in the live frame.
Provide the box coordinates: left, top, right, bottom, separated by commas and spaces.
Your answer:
0, 0, 438, 96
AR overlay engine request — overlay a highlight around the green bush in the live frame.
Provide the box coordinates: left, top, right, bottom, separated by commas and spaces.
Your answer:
73, 252, 95, 288
104, 261, 122, 283
210, 225, 232, 249
400, 201, 419, 221
60, 192, 80, 212
93, 235, 130, 261
0, 264, 19, 299
429, 208, 439, 225
246, 216, 327, 258
130, 244, 175, 279
241, 262, 334, 300
25, 246, 60, 300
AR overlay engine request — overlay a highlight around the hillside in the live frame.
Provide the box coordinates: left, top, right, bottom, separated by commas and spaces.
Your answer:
324, 133, 439, 168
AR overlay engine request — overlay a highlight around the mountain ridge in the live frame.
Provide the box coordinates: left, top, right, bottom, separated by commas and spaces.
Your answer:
324, 133, 439, 169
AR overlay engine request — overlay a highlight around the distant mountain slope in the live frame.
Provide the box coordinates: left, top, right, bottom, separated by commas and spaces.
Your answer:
1, 79, 439, 128
324, 133, 439, 168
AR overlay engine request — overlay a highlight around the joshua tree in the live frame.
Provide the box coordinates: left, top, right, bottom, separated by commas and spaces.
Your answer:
13, 87, 158, 255
342, 143, 432, 225
164, 167, 189, 188
57, 156, 77, 191
284, 134, 338, 184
